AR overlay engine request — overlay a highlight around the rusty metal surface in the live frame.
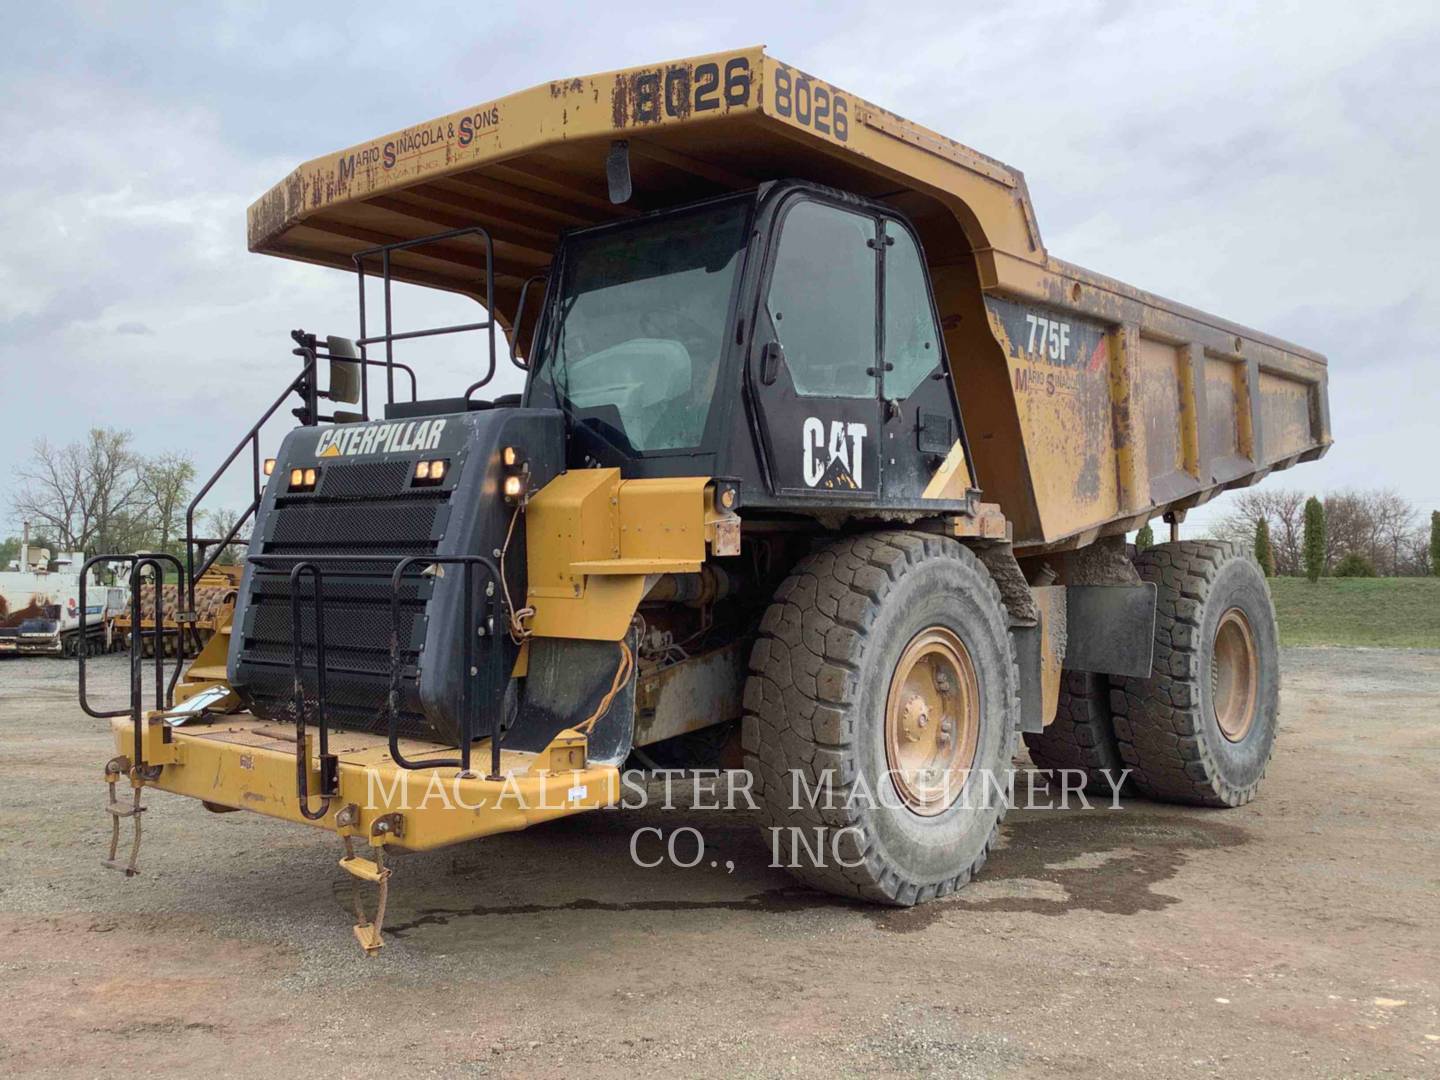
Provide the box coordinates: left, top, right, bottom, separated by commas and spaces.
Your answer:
634, 640, 745, 747
247, 47, 1332, 549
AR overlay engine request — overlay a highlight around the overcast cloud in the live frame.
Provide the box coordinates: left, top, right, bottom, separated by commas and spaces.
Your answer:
2, 0, 1437, 539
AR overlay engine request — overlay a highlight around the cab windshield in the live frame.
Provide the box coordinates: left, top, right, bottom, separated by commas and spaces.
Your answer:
532, 197, 750, 454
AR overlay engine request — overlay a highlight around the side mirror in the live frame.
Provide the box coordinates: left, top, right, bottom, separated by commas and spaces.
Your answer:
325, 335, 361, 405
760, 340, 785, 386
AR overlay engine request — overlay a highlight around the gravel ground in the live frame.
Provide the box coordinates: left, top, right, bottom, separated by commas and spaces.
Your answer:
1, 648, 1437, 1078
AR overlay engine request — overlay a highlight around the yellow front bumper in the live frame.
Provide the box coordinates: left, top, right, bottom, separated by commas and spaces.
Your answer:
110, 712, 620, 850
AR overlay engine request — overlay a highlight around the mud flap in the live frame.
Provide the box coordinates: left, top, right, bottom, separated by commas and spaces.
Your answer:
1064, 583, 1157, 678
1009, 624, 1045, 735
508, 628, 638, 765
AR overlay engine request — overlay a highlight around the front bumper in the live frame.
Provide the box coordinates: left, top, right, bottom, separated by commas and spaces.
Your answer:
12, 636, 62, 655
110, 712, 620, 850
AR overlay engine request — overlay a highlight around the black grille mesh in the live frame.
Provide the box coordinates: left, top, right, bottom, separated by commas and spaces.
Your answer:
318, 460, 412, 498
268, 499, 440, 548
237, 481, 448, 739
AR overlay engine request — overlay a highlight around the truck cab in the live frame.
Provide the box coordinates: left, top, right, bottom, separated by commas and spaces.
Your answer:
525, 182, 972, 512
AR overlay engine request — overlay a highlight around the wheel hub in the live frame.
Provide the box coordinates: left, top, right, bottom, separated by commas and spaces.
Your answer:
884, 627, 980, 816
1212, 607, 1258, 742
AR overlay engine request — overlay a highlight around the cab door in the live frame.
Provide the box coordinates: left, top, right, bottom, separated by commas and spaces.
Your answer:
749, 197, 882, 499
877, 217, 963, 502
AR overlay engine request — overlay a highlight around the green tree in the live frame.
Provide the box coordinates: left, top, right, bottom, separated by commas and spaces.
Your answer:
1334, 552, 1375, 578
1303, 496, 1326, 583
1254, 517, 1276, 576
1431, 511, 1439, 578
1135, 523, 1155, 553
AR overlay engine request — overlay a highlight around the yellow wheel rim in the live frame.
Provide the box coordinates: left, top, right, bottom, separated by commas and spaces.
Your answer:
1212, 607, 1258, 743
884, 627, 980, 816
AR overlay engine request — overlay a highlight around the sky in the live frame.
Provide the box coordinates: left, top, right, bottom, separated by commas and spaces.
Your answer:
2, 0, 1437, 542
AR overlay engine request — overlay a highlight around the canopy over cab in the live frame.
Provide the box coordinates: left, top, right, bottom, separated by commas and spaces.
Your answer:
249, 46, 1331, 551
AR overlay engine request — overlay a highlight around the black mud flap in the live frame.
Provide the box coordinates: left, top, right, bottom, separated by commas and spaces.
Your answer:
1064, 583, 1157, 678
509, 629, 638, 766
1008, 624, 1045, 735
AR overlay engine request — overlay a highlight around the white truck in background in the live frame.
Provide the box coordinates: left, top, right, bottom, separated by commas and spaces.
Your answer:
0, 525, 129, 658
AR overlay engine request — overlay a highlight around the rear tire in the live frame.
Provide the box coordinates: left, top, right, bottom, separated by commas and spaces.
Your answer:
1110, 541, 1279, 807
1022, 670, 1127, 794
742, 530, 1020, 905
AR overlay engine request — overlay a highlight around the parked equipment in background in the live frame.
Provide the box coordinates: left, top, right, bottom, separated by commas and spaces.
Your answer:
82, 48, 1331, 951
1, 523, 128, 657
112, 564, 241, 657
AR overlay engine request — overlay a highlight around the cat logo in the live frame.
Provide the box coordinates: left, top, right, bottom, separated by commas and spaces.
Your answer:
802, 417, 868, 490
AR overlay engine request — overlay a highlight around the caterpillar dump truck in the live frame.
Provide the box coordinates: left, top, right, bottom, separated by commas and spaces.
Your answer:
84, 47, 1330, 951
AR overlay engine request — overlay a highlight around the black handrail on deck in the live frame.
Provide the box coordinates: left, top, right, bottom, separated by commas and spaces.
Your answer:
288, 561, 339, 820
79, 553, 184, 771
180, 345, 422, 655
247, 550, 508, 814
386, 554, 506, 779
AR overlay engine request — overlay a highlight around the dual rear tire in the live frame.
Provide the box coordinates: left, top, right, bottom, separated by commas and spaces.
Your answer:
1111, 540, 1280, 806
1022, 669, 1126, 795
1025, 540, 1280, 808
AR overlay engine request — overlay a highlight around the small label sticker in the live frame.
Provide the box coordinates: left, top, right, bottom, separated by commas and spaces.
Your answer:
568, 785, 588, 802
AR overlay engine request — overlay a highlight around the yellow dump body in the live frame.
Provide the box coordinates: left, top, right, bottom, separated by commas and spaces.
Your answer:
249, 46, 1330, 552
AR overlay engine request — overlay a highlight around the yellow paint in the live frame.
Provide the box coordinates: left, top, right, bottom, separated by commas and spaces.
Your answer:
1031, 586, 1066, 730
921, 441, 973, 500
174, 603, 235, 700
247, 46, 1331, 552
524, 470, 716, 640
111, 714, 620, 851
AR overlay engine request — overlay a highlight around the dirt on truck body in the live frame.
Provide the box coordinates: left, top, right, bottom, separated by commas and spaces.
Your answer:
86, 47, 1331, 952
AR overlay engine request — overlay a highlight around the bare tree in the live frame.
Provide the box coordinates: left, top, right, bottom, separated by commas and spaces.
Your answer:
12, 429, 147, 554
201, 508, 253, 566
1370, 489, 1414, 577
138, 452, 197, 555
1323, 491, 1379, 573
1214, 487, 1432, 577
1213, 488, 1305, 574
1401, 530, 1433, 577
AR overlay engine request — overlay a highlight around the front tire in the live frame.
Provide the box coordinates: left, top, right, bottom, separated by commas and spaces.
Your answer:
742, 531, 1020, 905
1110, 541, 1280, 807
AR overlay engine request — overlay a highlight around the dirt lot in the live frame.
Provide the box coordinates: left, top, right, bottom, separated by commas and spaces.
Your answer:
1, 648, 1436, 1078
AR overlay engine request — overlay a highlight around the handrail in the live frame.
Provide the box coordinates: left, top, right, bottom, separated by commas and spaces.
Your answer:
388, 554, 506, 778
79, 553, 184, 771
246, 551, 508, 805
352, 225, 498, 409
508, 270, 549, 371
182, 353, 318, 647
180, 343, 426, 635
289, 562, 338, 820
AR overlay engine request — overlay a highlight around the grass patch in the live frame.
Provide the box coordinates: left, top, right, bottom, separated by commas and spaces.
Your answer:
1269, 576, 1440, 648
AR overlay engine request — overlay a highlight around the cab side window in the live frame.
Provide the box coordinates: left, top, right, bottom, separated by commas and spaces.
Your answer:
882, 222, 942, 400
766, 201, 877, 397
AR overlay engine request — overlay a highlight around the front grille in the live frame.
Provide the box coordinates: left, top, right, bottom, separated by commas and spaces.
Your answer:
235, 467, 452, 739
